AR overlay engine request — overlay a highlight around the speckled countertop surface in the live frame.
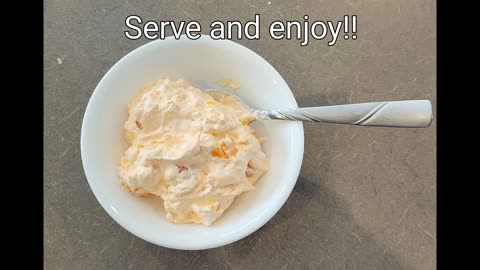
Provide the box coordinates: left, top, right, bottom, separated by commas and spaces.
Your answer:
44, 0, 436, 269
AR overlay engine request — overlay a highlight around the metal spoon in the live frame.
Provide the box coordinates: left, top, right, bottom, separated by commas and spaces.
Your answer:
205, 89, 432, 128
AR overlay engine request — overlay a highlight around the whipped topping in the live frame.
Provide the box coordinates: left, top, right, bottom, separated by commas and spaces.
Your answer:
118, 79, 268, 226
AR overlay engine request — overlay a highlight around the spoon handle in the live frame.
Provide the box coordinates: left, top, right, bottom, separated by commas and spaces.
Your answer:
257, 100, 433, 128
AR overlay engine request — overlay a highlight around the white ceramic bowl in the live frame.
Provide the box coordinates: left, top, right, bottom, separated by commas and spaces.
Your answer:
81, 35, 304, 250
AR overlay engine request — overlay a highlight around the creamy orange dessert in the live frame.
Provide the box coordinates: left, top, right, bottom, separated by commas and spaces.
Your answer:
118, 79, 268, 225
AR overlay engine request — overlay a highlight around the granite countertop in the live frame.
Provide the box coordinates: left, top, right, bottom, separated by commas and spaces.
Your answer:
44, 0, 436, 269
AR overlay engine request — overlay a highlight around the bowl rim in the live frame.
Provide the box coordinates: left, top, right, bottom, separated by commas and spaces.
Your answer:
80, 35, 304, 250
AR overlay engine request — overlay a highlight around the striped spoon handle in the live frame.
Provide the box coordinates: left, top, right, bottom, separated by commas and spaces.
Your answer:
256, 100, 432, 128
